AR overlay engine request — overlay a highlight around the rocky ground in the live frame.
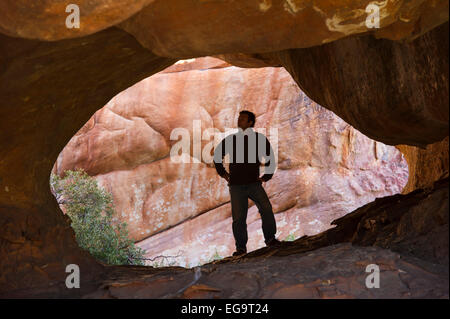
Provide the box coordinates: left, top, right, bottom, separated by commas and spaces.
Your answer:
5, 178, 447, 299
81, 243, 448, 299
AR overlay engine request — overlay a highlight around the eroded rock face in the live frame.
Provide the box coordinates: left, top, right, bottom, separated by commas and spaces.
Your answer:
84, 243, 449, 299
396, 137, 449, 194
0, 27, 175, 294
3, 2, 445, 149
118, 0, 449, 57
0, 0, 154, 40
2, 0, 447, 48
7, 178, 447, 299
265, 21, 449, 147
54, 57, 408, 267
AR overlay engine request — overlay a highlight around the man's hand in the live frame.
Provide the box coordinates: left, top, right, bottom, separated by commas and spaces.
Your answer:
258, 177, 266, 184
223, 172, 230, 183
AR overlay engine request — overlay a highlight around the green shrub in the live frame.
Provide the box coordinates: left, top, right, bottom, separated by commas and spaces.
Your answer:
284, 233, 296, 242
50, 169, 146, 266
208, 249, 223, 262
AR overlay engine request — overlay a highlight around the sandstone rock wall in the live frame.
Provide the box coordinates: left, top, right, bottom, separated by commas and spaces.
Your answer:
265, 21, 449, 147
4, 0, 446, 51
397, 137, 449, 194
0, 27, 175, 294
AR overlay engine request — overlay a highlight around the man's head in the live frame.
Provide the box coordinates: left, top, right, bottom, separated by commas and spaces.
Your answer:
238, 110, 256, 130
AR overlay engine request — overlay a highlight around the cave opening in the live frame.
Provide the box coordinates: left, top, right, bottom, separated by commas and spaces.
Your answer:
50, 56, 409, 269
0, 8, 446, 297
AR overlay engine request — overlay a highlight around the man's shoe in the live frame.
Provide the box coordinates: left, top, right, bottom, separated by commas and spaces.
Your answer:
232, 249, 247, 257
266, 238, 282, 247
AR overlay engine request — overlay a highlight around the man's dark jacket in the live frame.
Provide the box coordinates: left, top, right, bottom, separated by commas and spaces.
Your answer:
213, 128, 276, 185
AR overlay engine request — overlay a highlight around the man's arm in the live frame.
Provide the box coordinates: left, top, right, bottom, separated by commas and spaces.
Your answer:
260, 135, 276, 182
213, 138, 228, 179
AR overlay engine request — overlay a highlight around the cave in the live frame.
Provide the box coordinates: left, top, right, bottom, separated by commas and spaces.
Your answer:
0, 1, 448, 299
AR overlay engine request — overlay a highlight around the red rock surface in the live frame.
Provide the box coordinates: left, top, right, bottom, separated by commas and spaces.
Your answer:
0, 28, 175, 294
80, 243, 449, 299
265, 22, 449, 147
0, 0, 154, 40
54, 57, 408, 267
397, 136, 449, 194
8, 178, 447, 299
2, 0, 447, 48
119, 0, 449, 57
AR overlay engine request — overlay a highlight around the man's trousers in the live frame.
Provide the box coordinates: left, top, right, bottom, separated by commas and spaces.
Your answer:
228, 181, 277, 251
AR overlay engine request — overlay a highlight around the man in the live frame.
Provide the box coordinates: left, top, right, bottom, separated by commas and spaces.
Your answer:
213, 110, 281, 257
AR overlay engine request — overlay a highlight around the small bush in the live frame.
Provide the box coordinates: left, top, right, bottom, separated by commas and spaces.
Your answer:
50, 169, 146, 266
284, 233, 296, 242
208, 249, 224, 263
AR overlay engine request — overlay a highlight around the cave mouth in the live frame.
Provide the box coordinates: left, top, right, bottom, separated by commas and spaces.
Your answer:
50, 56, 409, 269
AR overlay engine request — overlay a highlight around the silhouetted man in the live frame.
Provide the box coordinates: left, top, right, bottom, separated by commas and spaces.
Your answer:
214, 110, 281, 257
